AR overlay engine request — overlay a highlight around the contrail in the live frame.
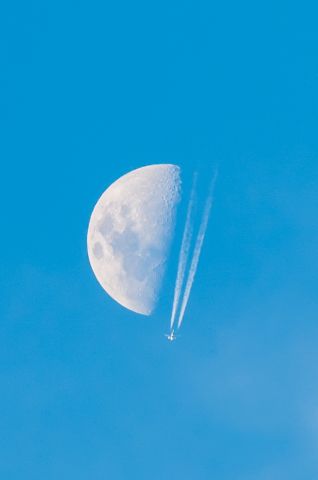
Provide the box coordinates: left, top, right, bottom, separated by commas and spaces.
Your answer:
177, 172, 217, 329
169, 173, 197, 330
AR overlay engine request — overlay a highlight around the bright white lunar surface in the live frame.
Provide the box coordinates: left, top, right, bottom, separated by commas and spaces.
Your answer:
87, 164, 181, 315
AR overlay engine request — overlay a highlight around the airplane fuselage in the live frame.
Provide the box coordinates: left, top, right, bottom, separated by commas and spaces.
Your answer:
166, 330, 177, 341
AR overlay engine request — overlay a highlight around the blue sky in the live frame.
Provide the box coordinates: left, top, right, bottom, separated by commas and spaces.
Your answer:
1, 1, 318, 478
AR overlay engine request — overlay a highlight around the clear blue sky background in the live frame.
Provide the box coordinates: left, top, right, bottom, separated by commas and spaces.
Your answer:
1, 1, 318, 478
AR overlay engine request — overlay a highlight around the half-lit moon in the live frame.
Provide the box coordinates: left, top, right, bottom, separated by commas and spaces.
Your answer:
87, 164, 181, 315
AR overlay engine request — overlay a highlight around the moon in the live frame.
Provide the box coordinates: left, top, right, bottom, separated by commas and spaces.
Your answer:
87, 164, 181, 315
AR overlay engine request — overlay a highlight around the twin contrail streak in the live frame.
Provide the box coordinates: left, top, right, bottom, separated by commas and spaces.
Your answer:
169, 174, 197, 330
177, 172, 217, 329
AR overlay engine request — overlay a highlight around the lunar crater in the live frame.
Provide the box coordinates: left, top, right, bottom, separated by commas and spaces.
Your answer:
87, 164, 181, 315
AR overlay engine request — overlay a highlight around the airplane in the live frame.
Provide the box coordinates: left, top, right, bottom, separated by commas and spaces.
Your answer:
165, 330, 178, 341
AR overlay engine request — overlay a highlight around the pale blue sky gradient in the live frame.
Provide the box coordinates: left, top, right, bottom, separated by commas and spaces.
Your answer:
1, 1, 318, 478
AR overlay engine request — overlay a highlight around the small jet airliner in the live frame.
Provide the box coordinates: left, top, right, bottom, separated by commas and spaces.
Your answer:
165, 330, 177, 341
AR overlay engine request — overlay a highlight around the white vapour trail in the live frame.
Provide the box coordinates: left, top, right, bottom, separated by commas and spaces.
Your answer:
177, 173, 217, 329
169, 174, 197, 330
